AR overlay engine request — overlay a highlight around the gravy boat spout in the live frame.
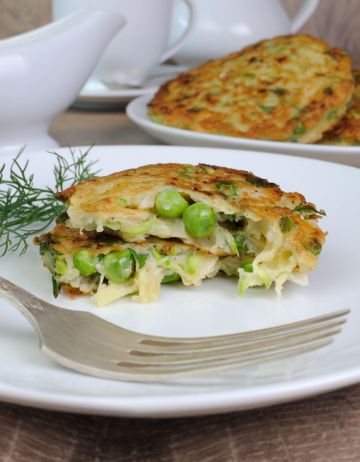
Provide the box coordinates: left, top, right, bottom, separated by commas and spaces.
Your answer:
0, 9, 126, 156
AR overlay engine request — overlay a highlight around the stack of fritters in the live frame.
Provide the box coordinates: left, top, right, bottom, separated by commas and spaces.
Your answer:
35, 163, 326, 305
148, 34, 355, 144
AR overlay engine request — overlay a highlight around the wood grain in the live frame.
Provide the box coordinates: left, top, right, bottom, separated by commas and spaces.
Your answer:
0, 0, 50, 38
284, 0, 360, 65
1, 384, 360, 462
50, 108, 161, 147
0, 0, 359, 64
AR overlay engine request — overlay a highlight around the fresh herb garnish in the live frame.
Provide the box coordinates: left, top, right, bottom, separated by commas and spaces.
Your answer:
0, 147, 99, 256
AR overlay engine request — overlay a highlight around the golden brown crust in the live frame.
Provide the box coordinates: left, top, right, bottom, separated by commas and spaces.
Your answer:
148, 35, 353, 143
59, 162, 314, 218
34, 224, 203, 257
62, 285, 84, 299
54, 162, 326, 263
319, 69, 360, 145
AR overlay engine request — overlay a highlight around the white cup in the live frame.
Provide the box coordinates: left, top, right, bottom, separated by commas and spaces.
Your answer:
52, 0, 195, 87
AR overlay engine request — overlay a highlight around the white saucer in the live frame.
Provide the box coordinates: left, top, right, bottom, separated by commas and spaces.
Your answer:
76, 64, 187, 105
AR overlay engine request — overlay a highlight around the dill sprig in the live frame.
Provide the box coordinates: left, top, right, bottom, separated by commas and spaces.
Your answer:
0, 146, 99, 256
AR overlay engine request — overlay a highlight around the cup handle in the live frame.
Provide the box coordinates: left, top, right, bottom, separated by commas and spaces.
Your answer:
159, 0, 196, 63
290, 0, 319, 33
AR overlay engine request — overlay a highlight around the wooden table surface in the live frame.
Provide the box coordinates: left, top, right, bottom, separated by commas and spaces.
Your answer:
0, 108, 359, 462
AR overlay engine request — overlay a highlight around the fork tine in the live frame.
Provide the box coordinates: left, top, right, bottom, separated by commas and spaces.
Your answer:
135, 311, 349, 353
120, 326, 342, 366
110, 338, 334, 379
138, 308, 350, 345
0, 276, 350, 382
46, 337, 333, 382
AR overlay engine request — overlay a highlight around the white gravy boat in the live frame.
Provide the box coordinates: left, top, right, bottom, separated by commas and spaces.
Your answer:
171, 0, 319, 66
0, 9, 126, 156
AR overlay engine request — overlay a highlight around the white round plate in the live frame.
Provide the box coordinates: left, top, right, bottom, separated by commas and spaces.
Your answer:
77, 65, 186, 105
0, 145, 359, 418
127, 96, 360, 168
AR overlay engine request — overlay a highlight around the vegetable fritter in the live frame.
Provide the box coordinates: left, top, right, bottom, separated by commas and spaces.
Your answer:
148, 35, 353, 143
34, 224, 224, 305
51, 162, 326, 300
319, 69, 360, 145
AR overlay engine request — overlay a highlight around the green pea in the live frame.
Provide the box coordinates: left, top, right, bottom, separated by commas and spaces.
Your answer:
162, 273, 181, 284
103, 249, 134, 283
183, 202, 216, 238
155, 190, 189, 218
73, 249, 98, 276
240, 258, 254, 273
54, 258, 67, 276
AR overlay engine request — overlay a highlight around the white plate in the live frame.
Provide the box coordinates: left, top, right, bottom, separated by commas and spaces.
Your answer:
76, 65, 187, 105
127, 96, 360, 168
1, 145, 360, 418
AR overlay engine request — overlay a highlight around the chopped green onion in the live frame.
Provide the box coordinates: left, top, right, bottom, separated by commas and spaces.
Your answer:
303, 240, 322, 256
294, 204, 326, 217
259, 105, 275, 113
185, 254, 200, 275
52, 277, 61, 298
240, 259, 254, 273
117, 198, 128, 206
216, 181, 238, 197
279, 216, 295, 233
118, 216, 155, 238
234, 234, 248, 253
162, 273, 181, 284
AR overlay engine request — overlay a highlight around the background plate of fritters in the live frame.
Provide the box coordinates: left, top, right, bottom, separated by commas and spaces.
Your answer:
320, 69, 360, 146
0, 145, 360, 417
148, 35, 353, 144
127, 95, 360, 168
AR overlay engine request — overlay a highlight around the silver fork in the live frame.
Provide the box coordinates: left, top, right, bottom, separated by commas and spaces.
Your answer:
0, 277, 350, 382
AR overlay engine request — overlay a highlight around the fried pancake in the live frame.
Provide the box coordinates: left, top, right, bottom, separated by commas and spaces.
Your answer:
319, 69, 360, 145
148, 34, 353, 143
34, 224, 226, 305
55, 163, 326, 297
